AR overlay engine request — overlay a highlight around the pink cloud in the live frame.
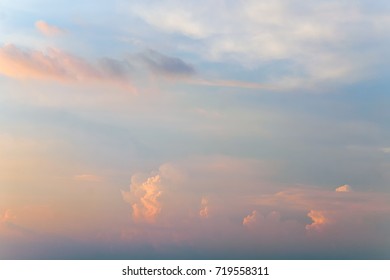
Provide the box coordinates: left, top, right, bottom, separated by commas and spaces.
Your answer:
199, 197, 209, 218
0, 44, 135, 91
253, 184, 390, 239
35, 20, 66, 36
115, 161, 390, 256
0, 209, 14, 223
305, 210, 329, 231
335, 184, 352, 192
242, 210, 258, 226
122, 174, 162, 223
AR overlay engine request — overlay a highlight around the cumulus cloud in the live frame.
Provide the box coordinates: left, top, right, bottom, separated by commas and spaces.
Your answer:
305, 210, 329, 231
243, 210, 293, 230
121, 163, 186, 224
122, 174, 162, 223
242, 210, 258, 226
254, 185, 390, 238
120, 157, 278, 232
199, 197, 209, 218
35, 20, 66, 36
335, 184, 352, 192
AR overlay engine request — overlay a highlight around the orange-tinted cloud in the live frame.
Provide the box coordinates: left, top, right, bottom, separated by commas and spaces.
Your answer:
335, 184, 352, 192
305, 210, 329, 231
0, 44, 97, 81
199, 197, 209, 218
35, 20, 66, 36
242, 210, 258, 226
253, 184, 390, 239
0, 206, 54, 239
0, 209, 14, 223
122, 174, 163, 223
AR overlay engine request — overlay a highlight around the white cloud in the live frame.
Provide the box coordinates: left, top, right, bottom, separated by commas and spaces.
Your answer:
126, 0, 386, 89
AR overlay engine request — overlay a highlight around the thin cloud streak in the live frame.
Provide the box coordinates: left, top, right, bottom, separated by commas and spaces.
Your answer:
189, 78, 275, 90
0, 44, 136, 92
35, 20, 66, 36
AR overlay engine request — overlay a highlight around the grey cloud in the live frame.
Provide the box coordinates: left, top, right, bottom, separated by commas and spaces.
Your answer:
99, 57, 132, 78
138, 49, 195, 77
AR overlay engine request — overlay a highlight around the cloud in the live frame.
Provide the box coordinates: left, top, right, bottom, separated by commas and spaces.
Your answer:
0, 44, 135, 91
121, 163, 186, 224
138, 50, 195, 77
381, 147, 390, 153
122, 174, 162, 223
0, 209, 14, 223
199, 197, 209, 218
189, 78, 273, 90
99, 57, 130, 78
35, 20, 66, 36
0, 44, 202, 91
242, 210, 258, 226
134, 5, 207, 38
127, 0, 387, 89
253, 185, 390, 237
305, 210, 329, 231
136, 49, 272, 88
0, 207, 51, 239
335, 184, 352, 192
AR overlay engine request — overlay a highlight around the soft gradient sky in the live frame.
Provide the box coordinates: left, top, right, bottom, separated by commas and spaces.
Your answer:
1, 0, 390, 259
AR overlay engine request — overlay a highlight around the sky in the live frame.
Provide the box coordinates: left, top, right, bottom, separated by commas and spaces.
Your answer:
1, 0, 390, 259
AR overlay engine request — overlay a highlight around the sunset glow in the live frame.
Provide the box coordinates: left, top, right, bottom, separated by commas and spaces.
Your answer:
1, 0, 390, 259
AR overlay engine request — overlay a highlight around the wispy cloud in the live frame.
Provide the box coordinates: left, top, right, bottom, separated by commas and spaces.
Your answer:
138, 49, 195, 77
127, 0, 387, 89
190, 78, 273, 90
35, 20, 66, 36
0, 44, 135, 91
